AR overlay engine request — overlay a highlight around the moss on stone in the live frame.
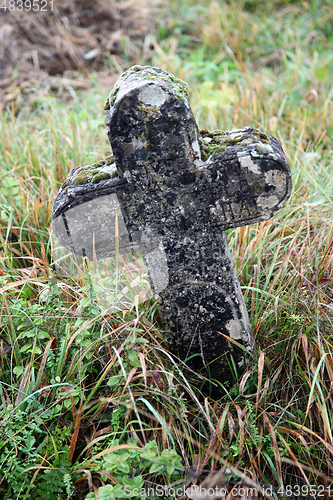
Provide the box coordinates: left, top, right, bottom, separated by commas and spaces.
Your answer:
199, 128, 272, 160
253, 128, 270, 144
105, 156, 114, 166
104, 97, 110, 110
92, 170, 116, 183
69, 154, 116, 186
199, 131, 228, 160
199, 129, 252, 160
71, 172, 91, 185
109, 86, 120, 106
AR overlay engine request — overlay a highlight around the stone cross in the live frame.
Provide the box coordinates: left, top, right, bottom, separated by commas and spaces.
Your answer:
52, 66, 291, 389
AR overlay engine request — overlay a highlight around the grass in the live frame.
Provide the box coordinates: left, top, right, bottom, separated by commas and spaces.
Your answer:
1, 0, 333, 498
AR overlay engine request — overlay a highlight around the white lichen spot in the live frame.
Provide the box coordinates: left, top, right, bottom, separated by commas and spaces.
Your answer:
237, 153, 261, 174
239, 138, 253, 145
264, 170, 286, 191
196, 153, 213, 169
139, 85, 166, 107
228, 129, 245, 140
191, 139, 204, 166
225, 319, 243, 340
191, 140, 201, 155
257, 194, 279, 210
132, 136, 147, 149
256, 142, 273, 154
143, 238, 168, 295
123, 170, 132, 180
250, 149, 260, 158
102, 163, 116, 174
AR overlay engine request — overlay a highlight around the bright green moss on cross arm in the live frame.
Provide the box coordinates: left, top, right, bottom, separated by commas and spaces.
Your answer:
92, 171, 114, 183
61, 155, 117, 187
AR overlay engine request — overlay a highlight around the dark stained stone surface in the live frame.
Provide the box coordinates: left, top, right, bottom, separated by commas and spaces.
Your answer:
52, 65, 292, 391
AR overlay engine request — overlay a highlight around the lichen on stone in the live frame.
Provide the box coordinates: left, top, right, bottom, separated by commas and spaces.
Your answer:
255, 142, 273, 154
137, 101, 161, 120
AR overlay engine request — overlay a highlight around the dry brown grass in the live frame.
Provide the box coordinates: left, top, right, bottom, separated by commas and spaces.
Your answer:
0, 0, 155, 107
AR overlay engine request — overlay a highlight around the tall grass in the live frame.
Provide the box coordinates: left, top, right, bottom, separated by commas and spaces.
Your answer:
1, 0, 332, 498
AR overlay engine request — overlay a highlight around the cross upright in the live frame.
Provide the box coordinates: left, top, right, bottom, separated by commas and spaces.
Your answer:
52, 66, 291, 389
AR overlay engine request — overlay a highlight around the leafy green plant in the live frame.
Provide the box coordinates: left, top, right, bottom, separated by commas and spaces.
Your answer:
84, 438, 184, 500
0, 401, 73, 499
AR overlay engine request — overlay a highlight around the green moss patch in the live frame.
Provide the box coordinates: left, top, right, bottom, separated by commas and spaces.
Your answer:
199, 128, 272, 160
64, 155, 116, 187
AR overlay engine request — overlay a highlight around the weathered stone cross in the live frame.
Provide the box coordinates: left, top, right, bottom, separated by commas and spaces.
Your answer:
52, 66, 291, 388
